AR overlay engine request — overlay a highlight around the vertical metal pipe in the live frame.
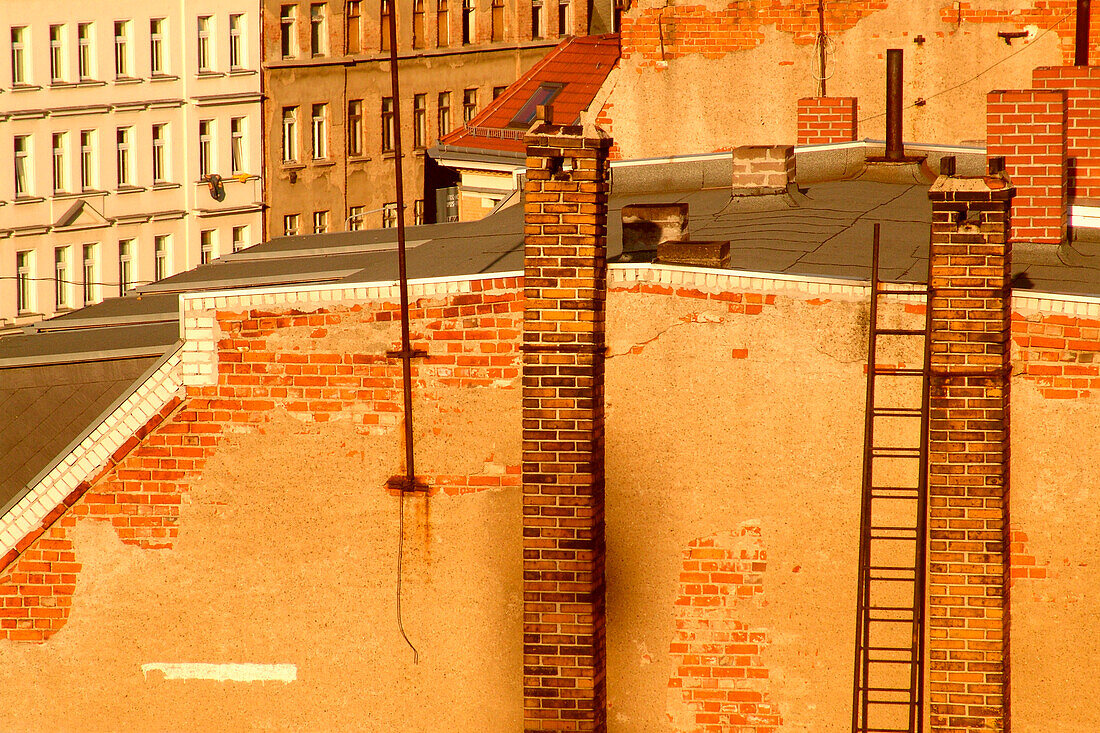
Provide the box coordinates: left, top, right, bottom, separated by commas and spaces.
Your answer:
886, 49, 904, 161
1076, 0, 1091, 66
817, 0, 827, 97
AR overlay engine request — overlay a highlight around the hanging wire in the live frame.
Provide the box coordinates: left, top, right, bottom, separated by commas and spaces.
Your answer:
857, 9, 1074, 124
810, 33, 837, 83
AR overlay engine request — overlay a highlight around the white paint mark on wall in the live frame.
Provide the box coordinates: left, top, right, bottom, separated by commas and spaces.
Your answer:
141, 663, 297, 683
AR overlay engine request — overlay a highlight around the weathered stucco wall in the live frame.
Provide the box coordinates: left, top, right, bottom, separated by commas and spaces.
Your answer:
0, 271, 1098, 730
601, 0, 1095, 157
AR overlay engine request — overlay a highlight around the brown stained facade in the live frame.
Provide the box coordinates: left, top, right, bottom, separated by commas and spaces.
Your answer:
261, 0, 596, 236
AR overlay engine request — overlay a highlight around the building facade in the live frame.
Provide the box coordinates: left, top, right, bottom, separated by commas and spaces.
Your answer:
0, 0, 263, 328
262, 0, 596, 236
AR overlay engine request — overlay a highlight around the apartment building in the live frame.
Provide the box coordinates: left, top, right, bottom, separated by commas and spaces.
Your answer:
0, 1, 263, 327
263, 0, 607, 235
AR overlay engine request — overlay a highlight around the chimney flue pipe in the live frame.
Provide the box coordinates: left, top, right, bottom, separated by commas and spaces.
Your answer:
1076, 0, 1091, 66
886, 48, 904, 161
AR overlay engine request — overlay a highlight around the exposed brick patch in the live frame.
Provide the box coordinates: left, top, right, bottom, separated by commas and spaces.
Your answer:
609, 282, 778, 316
987, 89, 1067, 243
1032, 65, 1100, 200
926, 176, 1013, 731
1012, 312, 1100, 398
1009, 527, 1050, 588
797, 97, 858, 145
945, 2, 1100, 67
621, 1, 887, 67
667, 524, 782, 733
0, 285, 525, 643
594, 101, 621, 160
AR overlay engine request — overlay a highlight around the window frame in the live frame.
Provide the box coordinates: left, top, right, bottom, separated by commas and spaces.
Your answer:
311, 103, 328, 159
413, 93, 427, 148
154, 234, 170, 280
118, 239, 134, 295
150, 17, 166, 75
280, 5, 298, 59
14, 134, 32, 197
78, 22, 94, 80
381, 97, 394, 153
116, 127, 133, 187
16, 251, 34, 315
11, 26, 28, 85
198, 119, 214, 176
348, 99, 364, 157
52, 131, 68, 193
55, 246, 71, 310
80, 130, 97, 191
197, 15, 213, 72
310, 3, 327, 56
229, 13, 245, 69
152, 123, 168, 183
82, 243, 97, 305
114, 20, 131, 78
282, 106, 299, 162
49, 24, 66, 83
231, 117, 246, 173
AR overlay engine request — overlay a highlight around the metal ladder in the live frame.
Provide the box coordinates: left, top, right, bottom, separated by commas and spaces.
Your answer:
851, 223, 930, 733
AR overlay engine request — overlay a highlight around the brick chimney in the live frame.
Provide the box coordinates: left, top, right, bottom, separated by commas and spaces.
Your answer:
521, 122, 612, 732
926, 168, 1015, 732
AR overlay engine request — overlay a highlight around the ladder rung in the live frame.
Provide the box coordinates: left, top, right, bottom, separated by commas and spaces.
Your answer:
868, 645, 917, 652
868, 576, 916, 582
866, 658, 915, 664
875, 328, 926, 336
865, 686, 919, 693
867, 605, 917, 612
872, 407, 923, 416
876, 286, 928, 296
870, 565, 919, 571
866, 698, 917, 706
874, 368, 925, 376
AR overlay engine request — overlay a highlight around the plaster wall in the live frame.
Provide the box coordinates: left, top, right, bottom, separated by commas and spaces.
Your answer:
603, 0, 1083, 159
0, 273, 1097, 730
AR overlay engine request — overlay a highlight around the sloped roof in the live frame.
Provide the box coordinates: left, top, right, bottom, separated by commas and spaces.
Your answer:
437, 33, 620, 156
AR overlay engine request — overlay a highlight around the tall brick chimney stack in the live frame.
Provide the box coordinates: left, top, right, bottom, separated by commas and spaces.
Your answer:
926, 166, 1015, 732
521, 122, 613, 731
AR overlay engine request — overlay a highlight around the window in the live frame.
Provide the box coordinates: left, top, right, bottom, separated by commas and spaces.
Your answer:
381, 97, 394, 152
229, 14, 244, 68
114, 21, 131, 77
78, 23, 94, 79
413, 199, 424, 225
282, 107, 298, 161
463, 87, 477, 123
509, 82, 562, 127
150, 18, 165, 74
11, 26, 27, 85
347, 0, 361, 53
116, 127, 133, 186
532, 0, 542, 39
16, 251, 34, 314
348, 205, 365, 231
231, 117, 246, 173
382, 202, 398, 228
283, 213, 300, 235
438, 91, 451, 137
412, 0, 425, 48
437, 0, 449, 46
50, 25, 66, 83
310, 4, 327, 56
154, 235, 170, 280
55, 247, 70, 309
380, 0, 392, 51
52, 132, 68, 193
280, 5, 298, 58
491, 0, 504, 41
118, 239, 133, 295
152, 123, 168, 182
199, 120, 213, 176
197, 16, 212, 71
557, 0, 568, 35
311, 104, 327, 158
613, 0, 624, 33
200, 230, 214, 264
313, 210, 329, 233
462, 0, 474, 44
232, 225, 248, 251
14, 135, 31, 197
493, 85, 506, 99
80, 131, 96, 190
348, 100, 364, 156
413, 94, 427, 148
82, 244, 97, 304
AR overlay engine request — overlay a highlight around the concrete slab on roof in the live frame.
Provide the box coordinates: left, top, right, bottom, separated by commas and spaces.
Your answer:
0, 356, 161, 507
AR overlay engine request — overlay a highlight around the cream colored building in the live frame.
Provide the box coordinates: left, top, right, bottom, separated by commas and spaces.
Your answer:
0, 0, 262, 328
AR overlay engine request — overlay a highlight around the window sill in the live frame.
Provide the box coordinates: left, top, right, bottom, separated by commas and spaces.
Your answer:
76, 78, 107, 87
116, 185, 146, 194
196, 70, 225, 78
11, 83, 42, 92
228, 68, 256, 77
348, 155, 372, 163
49, 80, 77, 88
150, 73, 179, 82
152, 182, 181, 190
80, 188, 108, 196
281, 162, 306, 171
382, 151, 396, 159
13, 196, 45, 205
312, 159, 336, 168
114, 76, 143, 85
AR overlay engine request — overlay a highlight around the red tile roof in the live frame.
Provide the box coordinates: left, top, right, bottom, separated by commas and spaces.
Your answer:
438, 33, 620, 155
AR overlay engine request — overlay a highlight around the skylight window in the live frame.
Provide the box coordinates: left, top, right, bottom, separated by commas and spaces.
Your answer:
508, 83, 563, 128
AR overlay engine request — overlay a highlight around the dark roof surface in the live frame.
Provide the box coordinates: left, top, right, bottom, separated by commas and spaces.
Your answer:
438, 34, 620, 155
0, 356, 161, 509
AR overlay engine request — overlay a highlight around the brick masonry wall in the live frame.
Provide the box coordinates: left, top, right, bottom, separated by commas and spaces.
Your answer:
986, 89, 1067, 244
1012, 310, 1100, 398
1032, 65, 1100, 200
797, 97, 858, 146
0, 281, 524, 641
667, 524, 783, 733
926, 175, 1014, 732
522, 124, 612, 731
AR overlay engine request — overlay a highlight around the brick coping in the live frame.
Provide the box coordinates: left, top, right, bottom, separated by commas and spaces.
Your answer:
5, 263, 1100, 564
